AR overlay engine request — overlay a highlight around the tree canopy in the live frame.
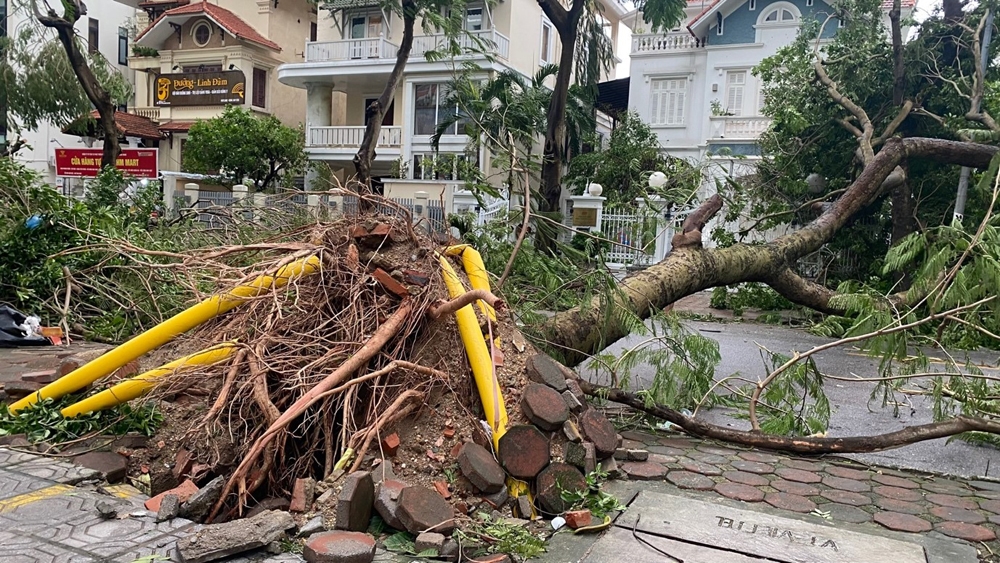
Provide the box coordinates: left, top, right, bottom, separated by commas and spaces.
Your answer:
183, 106, 308, 193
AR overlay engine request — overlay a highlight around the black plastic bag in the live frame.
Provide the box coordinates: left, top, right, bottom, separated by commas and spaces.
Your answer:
0, 305, 51, 347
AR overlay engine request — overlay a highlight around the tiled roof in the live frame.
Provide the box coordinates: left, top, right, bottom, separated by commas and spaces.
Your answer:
137, 1, 281, 52
688, 0, 914, 29
323, 0, 379, 9
63, 111, 164, 140
159, 121, 197, 132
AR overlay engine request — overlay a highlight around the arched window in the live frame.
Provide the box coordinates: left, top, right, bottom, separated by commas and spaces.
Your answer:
758, 3, 800, 25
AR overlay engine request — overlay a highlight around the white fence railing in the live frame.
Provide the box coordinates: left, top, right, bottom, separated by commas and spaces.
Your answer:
597, 206, 693, 269
307, 126, 403, 149
709, 116, 772, 140
131, 107, 160, 121
305, 38, 399, 62
411, 29, 510, 59
631, 33, 705, 54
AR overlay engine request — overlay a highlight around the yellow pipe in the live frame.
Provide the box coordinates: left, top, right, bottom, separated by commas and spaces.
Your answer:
445, 245, 500, 346
61, 343, 237, 417
10, 256, 321, 413
438, 254, 508, 446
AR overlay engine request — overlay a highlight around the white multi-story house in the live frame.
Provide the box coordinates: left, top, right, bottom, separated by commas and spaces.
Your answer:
277, 0, 627, 208
623, 0, 913, 166
2, 0, 139, 182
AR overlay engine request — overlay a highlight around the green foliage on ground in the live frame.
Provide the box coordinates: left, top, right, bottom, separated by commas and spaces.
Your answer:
454, 512, 547, 562
710, 283, 795, 316
183, 106, 308, 192
558, 468, 626, 519
0, 394, 162, 444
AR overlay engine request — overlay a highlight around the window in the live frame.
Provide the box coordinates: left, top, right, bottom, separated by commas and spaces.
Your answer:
762, 8, 797, 22
412, 153, 478, 180
118, 26, 128, 65
193, 22, 212, 47
413, 84, 466, 136
726, 71, 746, 116
88, 18, 99, 54
650, 78, 687, 126
716, 13, 724, 35
310, 21, 317, 42
540, 20, 553, 63
465, 7, 483, 31
252, 67, 267, 108
749, 0, 756, 10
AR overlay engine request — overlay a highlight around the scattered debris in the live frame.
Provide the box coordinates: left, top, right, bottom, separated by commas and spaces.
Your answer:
156, 494, 180, 522
290, 477, 317, 512
564, 509, 592, 529
176, 509, 295, 563
497, 425, 550, 479
181, 475, 224, 521
415, 531, 446, 554
298, 515, 326, 537
145, 479, 198, 512
457, 443, 505, 494
397, 485, 455, 535
95, 500, 119, 520
520, 383, 570, 431
535, 463, 587, 515
374, 479, 407, 530
335, 471, 374, 532
303, 530, 376, 563
73, 451, 128, 483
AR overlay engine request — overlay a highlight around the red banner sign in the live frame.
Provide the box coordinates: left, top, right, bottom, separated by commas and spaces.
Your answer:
55, 148, 159, 179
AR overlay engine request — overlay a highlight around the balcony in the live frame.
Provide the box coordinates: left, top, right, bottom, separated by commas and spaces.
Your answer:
709, 116, 772, 140
303, 29, 510, 64
131, 107, 160, 121
411, 29, 510, 60
307, 126, 402, 156
631, 32, 706, 55
306, 38, 400, 63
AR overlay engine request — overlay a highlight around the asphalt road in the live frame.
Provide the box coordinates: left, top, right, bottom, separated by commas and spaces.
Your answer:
586, 319, 1000, 478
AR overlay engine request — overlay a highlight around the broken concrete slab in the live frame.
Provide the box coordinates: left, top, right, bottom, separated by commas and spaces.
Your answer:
497, 425, 550, 479
374, 479, 407, 530
536, 463, 587, 515
520, 383, 570, 431
415, 531, 446, 554
156, 493, 180, 522
247, 497, 291, 518
335, 471, 374, 532
299, 515, 326, 537
303, 530, 376, 563
398, 485, 455, 535
176, 509, 295, 563
562, 390, 585, 413
181, 475, 224, 521
72, 451, 128, 483
526, 354, 570, 392
457, 443, 505, 494
563, 420, 583, 443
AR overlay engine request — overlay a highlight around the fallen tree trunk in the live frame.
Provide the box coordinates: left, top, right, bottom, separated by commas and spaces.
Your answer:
579, 379, 1000, 454
540, 138, 999, 366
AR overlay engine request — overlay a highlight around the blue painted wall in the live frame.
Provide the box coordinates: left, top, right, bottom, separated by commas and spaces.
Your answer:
708, 0, 839, 45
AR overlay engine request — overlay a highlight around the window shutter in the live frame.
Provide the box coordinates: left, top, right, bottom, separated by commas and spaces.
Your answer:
651, 79, 686, 125
726, 72, 745, 116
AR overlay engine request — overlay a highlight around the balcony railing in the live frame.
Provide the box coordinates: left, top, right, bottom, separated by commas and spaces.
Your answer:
307, 126, 403, 149
305, 38, 399, 62
709, 116, 772, 140
631, 32, 706, 54
411, 29, 511, 60
131, 107, 160, 121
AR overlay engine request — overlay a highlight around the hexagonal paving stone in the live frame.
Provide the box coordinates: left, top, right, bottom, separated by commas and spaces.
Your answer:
621, 462, 668, 481
722, 470, 768, 487
871, 474, 919, 489
764, 492, 816, 513
686, 452, 728, 465
666, 471, 715, 490
873, 485, 922, 502
971, 480, 1000, 493
0, 530, 96, 563
929, 506, 986, 524
657, 438, 694, 449
925, 493, 978, 510
782, 459, 823, 471
822, 475, 870, 493
774, 467, 821, 484
874, 512, 932, 533
10, 458, 99, 485
696, 444, 738, 456
0, 468, 58, 501
874, 496, 925, 515
715, 483, 764, 502
825, 465, 870, 481
819, 490, 870, 507
822, 503, 872, 523
921, 480, 973, 496
648, 454, 678, 465
679, 459, 722, 476
647, 446, 685, 457
0, 448, 41, 468
935, 521, 996, 542
730, 460, 774, 474
980, 499, 1000, 514
769, 480, 819, 496
736, 451, 781, 464
619, 430, 657, 443
108, 528, 191, 563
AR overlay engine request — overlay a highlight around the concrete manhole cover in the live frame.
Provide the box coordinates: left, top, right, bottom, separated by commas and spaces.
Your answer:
589, 491, 929, 563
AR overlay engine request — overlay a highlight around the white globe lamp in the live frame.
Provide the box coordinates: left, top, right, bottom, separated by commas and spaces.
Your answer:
806, 173, 827, 195
587, 182, 603, 197
648, 171, 667, 189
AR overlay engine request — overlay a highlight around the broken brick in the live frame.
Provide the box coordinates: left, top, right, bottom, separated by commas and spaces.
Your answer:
497, 425, 550, 480
21, 369, 58, 384
349, 225, 369, 239
432, 480, 451, 499
398, 486, 455, 535
564, 509, 592, 529
73, 451, 128, 483
374, 480, 406, 530
526, 354, 569, 392
443, 427, 456, 439
403, 270, 430, 286
335, 471, 374, 532
373, 269, 409, 299
381, 433, 400, 457
290, 477, 317, 512
145, 479, 199, 512
173, 449, 194, 480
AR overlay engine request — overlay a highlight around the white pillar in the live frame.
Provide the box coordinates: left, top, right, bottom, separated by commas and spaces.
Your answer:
637, 196, 673, 260
306, 83, 333, 135
232, 183, 249, 202
162, 176, 177, 211
568, 194, 606, 234
184, 182, 199, 207
253, 192, 267, 222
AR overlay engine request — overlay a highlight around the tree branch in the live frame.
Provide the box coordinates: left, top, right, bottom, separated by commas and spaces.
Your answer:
428, 289, 505, 319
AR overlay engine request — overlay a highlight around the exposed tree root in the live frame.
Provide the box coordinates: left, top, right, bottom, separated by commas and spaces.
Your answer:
579, 379, 1000, 454
429, 289, 505, 319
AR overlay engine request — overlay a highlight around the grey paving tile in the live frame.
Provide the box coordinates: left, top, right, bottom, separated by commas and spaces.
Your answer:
0, 530, 97, 562
11, 457, 100, 484
0, 467, 58, 500
0, 447, 43, 467
106, 526, 193, 562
